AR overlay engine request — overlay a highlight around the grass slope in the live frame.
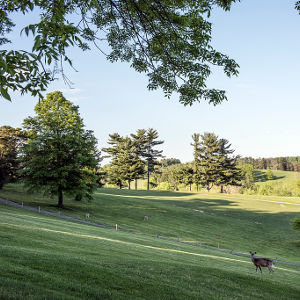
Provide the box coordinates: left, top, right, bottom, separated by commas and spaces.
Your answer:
0, 205, 299, 299
1, 185, 300, 264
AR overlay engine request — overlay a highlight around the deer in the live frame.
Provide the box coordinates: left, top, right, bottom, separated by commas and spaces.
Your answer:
249, 251, 274, 273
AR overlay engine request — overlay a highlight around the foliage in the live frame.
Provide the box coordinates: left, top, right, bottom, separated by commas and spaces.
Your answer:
19, 91, 101, 207
157, 181, 173, 191
266, 169, 274, 180
217, 138, 241, 192
0, 0, 241, 104
160, 158, 181, 167
291, 217, 300, 231
238, 156, 300, 172
103, 133, 145, 189
0, 126, 25, 189
191, 133, 202, 191
193, 132, 240, 192
238, 163, 255, 189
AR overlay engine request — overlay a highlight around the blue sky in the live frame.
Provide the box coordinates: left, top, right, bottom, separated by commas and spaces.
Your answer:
1, 0, 300, 163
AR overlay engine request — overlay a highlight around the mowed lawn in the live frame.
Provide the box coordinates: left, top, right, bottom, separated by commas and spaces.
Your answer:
0, 204, 300, 300
1, 184, 300, 264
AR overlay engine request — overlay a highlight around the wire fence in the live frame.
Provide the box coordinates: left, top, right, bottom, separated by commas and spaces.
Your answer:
1, 197, 300, 268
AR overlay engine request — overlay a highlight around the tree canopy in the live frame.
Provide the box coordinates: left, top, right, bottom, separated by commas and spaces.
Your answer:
0, 125, 25, 189
1, 0, 241, 105
19, 91, 101, 207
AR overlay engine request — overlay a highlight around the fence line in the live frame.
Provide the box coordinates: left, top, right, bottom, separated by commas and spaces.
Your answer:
1, 197, 300, 268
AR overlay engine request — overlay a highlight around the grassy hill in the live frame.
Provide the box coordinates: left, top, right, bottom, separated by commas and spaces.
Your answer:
1, 185, 300, 262
252, 169, 300, 197
0, 203, 299, 299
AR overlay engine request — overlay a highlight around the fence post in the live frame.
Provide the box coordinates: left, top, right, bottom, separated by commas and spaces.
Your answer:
116, 224, 118, 231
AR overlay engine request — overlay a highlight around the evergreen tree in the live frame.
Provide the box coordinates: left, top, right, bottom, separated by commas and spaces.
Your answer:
131, 129, 147, 189
103, 134, 144, 189
118, 137, 144, 190
143, 129, 164, 191
197, 132, 223, 192
191, 132, 240, 192
217, 138, 241, 193
19, 91, 101, 208
102, 133, 124, 189
191, 133, 201, 191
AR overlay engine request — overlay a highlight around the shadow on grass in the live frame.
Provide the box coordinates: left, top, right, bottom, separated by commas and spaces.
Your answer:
254, 170, 285, 182
1, 184, 300, 262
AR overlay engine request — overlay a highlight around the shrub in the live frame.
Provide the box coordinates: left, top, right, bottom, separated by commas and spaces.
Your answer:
157, 182, 173, 191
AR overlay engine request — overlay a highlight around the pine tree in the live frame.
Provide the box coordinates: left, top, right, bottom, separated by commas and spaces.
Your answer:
217, 138, 241, 193
143, 129, 164, 191
118, 137, 144, 190
103, 133, 123, 188
191, 133, 201, 191
103, 134, 144, 189
197, 132, 222, 192
131, 129, 147, 189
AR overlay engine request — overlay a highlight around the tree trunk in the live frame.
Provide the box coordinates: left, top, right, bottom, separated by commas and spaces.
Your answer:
135, 179, 138, 190
58, 187, 63, 208
119, 182, 122, 189
196, 184, 198, 192
220, 185, 224, 193
189, 183, 191, 192
128, 180, 131, 190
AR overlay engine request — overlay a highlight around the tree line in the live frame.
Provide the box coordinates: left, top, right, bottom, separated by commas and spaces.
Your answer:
102, 132, 242, 193
0, 91, 243, 207
238, 156, 300, 172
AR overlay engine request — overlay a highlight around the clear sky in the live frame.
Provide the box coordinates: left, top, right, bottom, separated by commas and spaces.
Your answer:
1, 0, 300, 163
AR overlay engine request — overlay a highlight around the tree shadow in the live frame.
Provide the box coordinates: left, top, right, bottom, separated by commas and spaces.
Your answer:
254, 170, 285, 182
99, 188, 195, 198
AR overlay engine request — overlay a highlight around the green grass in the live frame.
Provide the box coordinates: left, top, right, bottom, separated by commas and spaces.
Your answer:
254, 169, 300, 184
1, 184, 300, 264
250, 170, 300, 197
0, 204, 299, 299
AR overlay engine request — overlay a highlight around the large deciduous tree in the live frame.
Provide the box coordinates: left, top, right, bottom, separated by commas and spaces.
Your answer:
0, 0, 240, 104
19, 91, 101, 208
0, 125, 25, 189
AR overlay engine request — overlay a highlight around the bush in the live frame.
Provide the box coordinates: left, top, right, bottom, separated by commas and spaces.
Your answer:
291, 217, 300, 231
266, 169, 274, 180
157, 182, 173, 191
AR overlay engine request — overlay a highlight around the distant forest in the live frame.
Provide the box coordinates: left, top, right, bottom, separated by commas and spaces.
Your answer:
238, 156, 300, 172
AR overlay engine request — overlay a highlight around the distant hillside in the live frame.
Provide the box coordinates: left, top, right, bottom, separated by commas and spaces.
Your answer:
250, 170, 300, 197
239, 156, 300, 172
